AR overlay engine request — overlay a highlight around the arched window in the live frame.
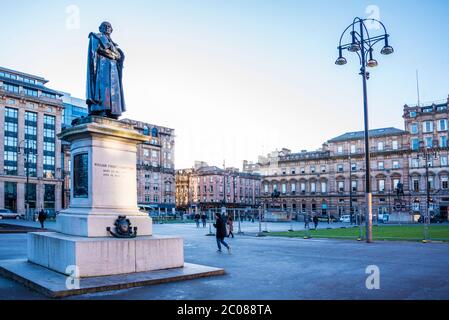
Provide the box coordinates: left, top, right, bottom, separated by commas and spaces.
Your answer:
143, 126, 149, 136
152, 127, 159, 137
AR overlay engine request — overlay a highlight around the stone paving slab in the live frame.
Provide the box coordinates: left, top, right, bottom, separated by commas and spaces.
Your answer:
0, 259, 225, 298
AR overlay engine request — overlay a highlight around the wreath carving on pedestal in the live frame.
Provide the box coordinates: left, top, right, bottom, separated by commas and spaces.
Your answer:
107, 216, 138, 238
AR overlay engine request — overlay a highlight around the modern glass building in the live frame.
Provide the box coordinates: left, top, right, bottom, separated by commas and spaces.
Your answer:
0, 66, 64, 217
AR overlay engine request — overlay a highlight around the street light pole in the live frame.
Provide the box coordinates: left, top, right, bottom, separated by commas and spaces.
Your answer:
349, 154, 353, 225
336, 17, 394, 243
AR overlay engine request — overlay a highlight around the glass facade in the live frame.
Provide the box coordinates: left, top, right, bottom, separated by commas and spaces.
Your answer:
43, 114, 56, 178
4, 182, 17, 212
44, 184, 56, 212
25, 111, 38, 177
62, 103, 88, 127
4, 107, 18, 175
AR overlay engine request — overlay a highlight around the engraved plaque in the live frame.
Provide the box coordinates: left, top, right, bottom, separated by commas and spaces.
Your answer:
73, 153, 88, 198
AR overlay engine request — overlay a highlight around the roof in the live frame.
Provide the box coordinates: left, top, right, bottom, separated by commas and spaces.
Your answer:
328, 127, 407, 143
0, 66, 48, 83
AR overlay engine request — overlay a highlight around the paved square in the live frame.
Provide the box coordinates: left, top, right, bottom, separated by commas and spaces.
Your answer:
1, 222, 449, 300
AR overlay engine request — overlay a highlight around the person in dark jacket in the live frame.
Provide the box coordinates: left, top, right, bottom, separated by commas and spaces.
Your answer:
213, 212, 231, 253
38, 208, 47, 229
313, 215, 319, 230
201, 213, 207, 228
227, 216, 234, 238
194, 213, 200, 228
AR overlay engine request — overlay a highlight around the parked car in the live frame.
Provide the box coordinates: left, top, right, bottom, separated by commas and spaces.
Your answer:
0, 209, 24, 220
339, 214, 351, 223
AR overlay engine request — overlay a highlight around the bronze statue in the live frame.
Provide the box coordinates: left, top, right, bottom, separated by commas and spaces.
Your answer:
86, 22, 126, 119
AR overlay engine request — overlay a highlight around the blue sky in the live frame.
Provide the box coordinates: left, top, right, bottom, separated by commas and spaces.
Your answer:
1, 0, 448, 168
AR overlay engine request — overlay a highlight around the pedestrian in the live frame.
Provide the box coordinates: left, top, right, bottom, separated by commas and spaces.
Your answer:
38, 208, 47, 229
304, 214, 309, 229
213, 212, 231, 253
201, 213, 207, 228
227, 216, 235, 238
194, 213, 200, 228
313, 215, 319, 230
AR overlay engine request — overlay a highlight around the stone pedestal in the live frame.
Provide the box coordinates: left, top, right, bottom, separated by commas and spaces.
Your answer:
55, 117, 153, 237
27, 116, 184, 277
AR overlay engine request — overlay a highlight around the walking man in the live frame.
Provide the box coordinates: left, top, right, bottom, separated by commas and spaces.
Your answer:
38, 208, 47, 229
213, 212, 231, 253
227, 215, 235, 238
194, 213, 200, 228
313, 215, 319, 230
201, 213, 207, 228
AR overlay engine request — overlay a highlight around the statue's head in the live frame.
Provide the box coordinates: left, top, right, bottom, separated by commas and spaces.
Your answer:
99, 21, 113, 35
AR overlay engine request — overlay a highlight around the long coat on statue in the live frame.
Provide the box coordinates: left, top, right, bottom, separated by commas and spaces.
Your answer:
86, 32, 126, 117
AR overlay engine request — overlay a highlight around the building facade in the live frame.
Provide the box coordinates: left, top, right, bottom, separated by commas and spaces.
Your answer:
121, 119, 176, 213
176, 162, 262, 214
245, 97, 449, 222
0, 67, 64, 216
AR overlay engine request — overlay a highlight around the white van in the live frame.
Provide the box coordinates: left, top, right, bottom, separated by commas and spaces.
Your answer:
339, 215, 351, 223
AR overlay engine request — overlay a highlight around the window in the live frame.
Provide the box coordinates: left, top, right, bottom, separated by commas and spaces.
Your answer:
441, 156, 448, 166
377, 142, 384, 151
337, 164, 344, 172
2, 83, 19, 93
423, 121, 433, 133
282, 183, 287, 194
440, 136, 448, 148
413, 178, 420, 191
378, 162, 384, 170
264, 184, 269, 193
300, 183, 306, 193
392, 140, 399, 150
351, 180, 357, 192
425, 137, 433, 148
310, 182, 316, 193
411, 158, 419, 168
321, 182, 327, 193
24, 88, 38, 97
350, 145, 356, 154
291, 168, 296, 175
438, 119, 448, 132
337, 146, 343, 154
321, 165, 326, 173
338, 181, 344, 192
428, 176, 434, 190
393, 179, 400, 190
409, 111, 417, 118
378, 180, 385, 192
351, 163, 357, 171
300, 167, 305, 174
410, 124, 418, 134
442, 177, 449, 190
393, 161, 400, 169
310, 166, 316, 173
411, 138, 420, 151
291, 183, 296, 193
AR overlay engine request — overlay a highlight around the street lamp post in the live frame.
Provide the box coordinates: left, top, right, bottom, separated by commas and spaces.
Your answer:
18, 140, 31, 221
336, 17, 394, 243
349, 154, 354, 225
417, 141, 438, 242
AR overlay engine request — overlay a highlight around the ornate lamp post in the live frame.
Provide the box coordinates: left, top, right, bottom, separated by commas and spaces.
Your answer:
336, 17, 394, 243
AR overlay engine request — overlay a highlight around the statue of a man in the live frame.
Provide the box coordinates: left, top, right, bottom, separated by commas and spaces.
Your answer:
86, 22, 126, 119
